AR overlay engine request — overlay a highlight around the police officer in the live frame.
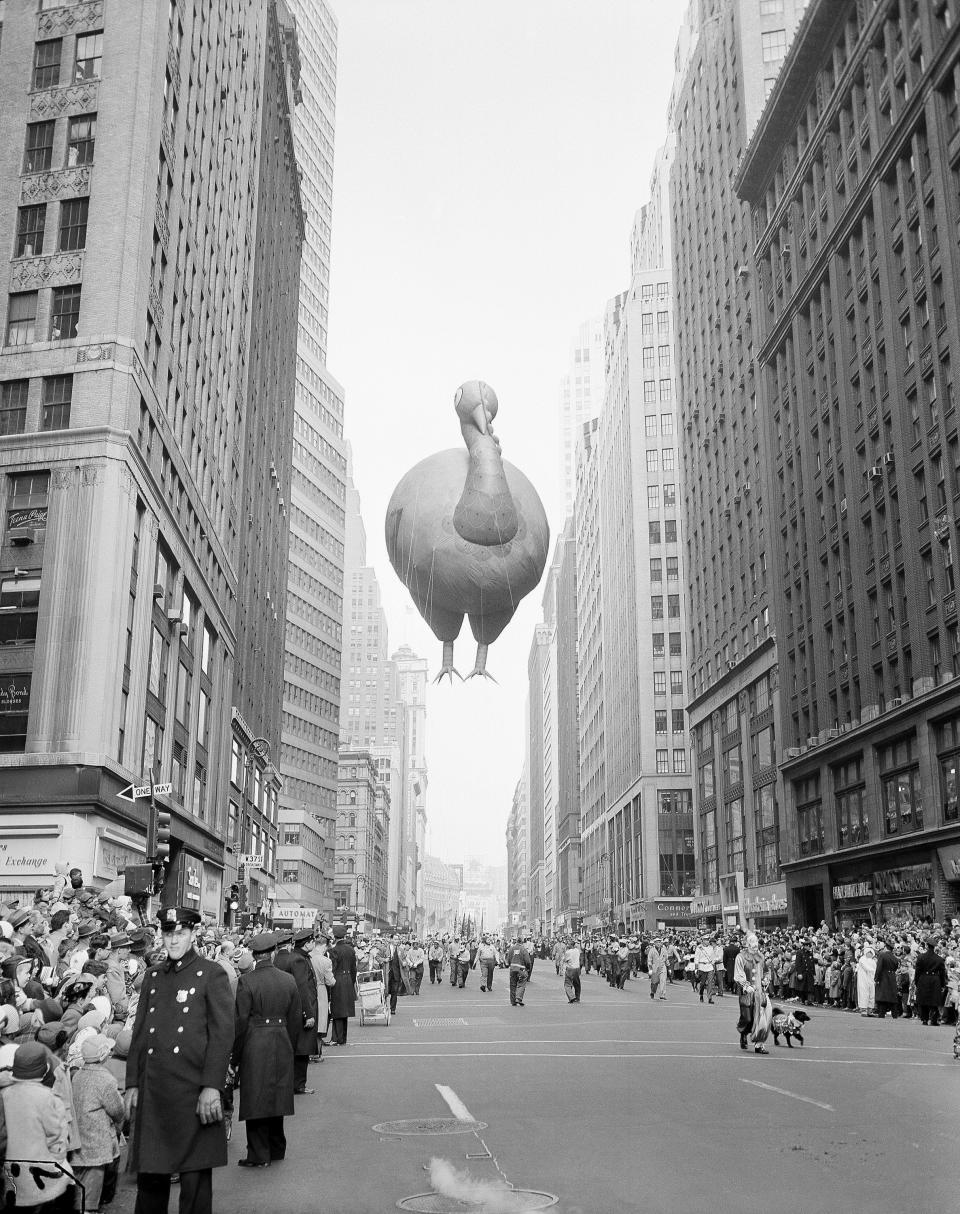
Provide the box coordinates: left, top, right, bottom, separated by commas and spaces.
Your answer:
287, 929, 319, 1094
233, 932, 301, 1167
125, 906, 234, 1214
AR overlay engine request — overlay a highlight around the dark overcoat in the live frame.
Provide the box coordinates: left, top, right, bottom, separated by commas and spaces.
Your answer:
329, 939, 357, 1018
232, 958, 301, 1121
385, 949, 407, 998
287, 947, 318, 1056
125, 948, 234, 1174
874, 948, 899, 1003
793, 947, 816, 994
914, 948, 947, 1006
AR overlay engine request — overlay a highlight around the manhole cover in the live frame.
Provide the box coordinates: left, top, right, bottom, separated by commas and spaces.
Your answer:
413, 1018, 468, 1027
397, 1189, 558, 1211
373, 1117, 488, 1135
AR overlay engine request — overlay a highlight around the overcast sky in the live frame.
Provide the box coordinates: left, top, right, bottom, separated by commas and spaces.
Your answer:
325, 1, 687, 867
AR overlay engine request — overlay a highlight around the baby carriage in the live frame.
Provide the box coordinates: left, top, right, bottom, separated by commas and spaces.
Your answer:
356, 965, 390, 1026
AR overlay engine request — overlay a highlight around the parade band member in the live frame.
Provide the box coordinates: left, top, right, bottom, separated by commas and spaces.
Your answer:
287, 930, 319, 1094
125, 906, 234, 1214
233, 932, 301, 1167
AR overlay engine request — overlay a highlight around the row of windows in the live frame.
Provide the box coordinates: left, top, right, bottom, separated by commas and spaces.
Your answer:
23, 113, 95, 173
14, 197, 89, 258
6, 287, 81, 345
0, 375, 72, 434
31, 32, 102, 91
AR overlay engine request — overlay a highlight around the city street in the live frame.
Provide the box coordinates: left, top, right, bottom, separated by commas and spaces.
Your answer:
111, 967, 957, 1214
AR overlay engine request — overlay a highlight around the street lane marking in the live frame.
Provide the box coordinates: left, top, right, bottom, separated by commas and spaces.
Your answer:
331, 1051, 954, 1067
740, 1079, 834, 1110
435, 1083, 475, 1122
355, 1037, 937, 1053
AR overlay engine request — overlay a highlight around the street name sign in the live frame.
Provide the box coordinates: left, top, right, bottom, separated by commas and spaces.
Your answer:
238, 853, 264, 869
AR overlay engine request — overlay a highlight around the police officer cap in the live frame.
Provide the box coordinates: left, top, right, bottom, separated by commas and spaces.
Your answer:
274, 929, 293, 946
293, 928, 314, 945
157, 906, 201, 930
248, 932, 278, 955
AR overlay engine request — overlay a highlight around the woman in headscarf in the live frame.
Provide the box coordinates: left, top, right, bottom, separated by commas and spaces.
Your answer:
856, 944, 877, 1015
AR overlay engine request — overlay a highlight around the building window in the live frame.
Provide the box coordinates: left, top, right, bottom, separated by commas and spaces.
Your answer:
57, 197, 89, 252
650, 558, 662, 582
6, 292, 38, 346
175, 660, 190, 725
754, 784, 780, 883
643, 381, 656, 404
0, 381, 29, 436
67, 113, 96, 166
665, 519, 677, 542
142, 714, 163, 778
651, 595, 664, 619
661, 413, 674, 436
658, 345, 671, 368
647, 485, 659, 509
662, 448, 675, 472
761, 29, 788, 62
669, 631, 682, 657
74, 31, 103, 81
171, 739, 186, 801
672, 708, 685, 733
835, 755, 867, 848
796, 792, 823, 857
649, 520, 661, 544
751, 725, 774, 770
670, 670, 683, 694
668, 594, 680, 618
41, 374, 72, 430
652, 632, 664, 658
50, 285, 80, 340
667, 556, 679, 580
656, 709, 668, 733
33, 38, 62, 90
646, 450, 659, 474
656, 749, 670, 773
700, 807, 718, 892
664, 483, 676, 508
657, 311, 669, 335
0, 673, 31, 753
23, 121, 55, 173
0, 574, 41, 644
879, 735, 923, 835
935, 716, 960, 823
15, 205, 46, 258
654, 671, 666, 695
194, 763, 207, 821
673, 748, 687, 773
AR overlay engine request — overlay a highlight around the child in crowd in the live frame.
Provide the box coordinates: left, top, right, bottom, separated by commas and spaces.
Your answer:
69, 1034, 124, 1213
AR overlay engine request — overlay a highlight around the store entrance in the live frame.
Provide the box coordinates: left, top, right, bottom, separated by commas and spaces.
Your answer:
793, 883, 824, 926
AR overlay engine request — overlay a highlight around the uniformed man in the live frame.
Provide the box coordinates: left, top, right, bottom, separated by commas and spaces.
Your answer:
286, 929, 318, 1094
124, 906, 234, 1214
233, 932, 301, 1167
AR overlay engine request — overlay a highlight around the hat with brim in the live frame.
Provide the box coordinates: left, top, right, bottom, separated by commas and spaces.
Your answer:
157, 906, 201, 930
75, 923, 97, 940
248, 932, 277, 955
293, 929, 314, 945
110, 933, 132, 950
7, 909, 31, 930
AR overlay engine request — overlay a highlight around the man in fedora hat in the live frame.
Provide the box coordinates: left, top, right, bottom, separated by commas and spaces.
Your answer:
124, 906, 234, 1213
232, 932, 301, 1167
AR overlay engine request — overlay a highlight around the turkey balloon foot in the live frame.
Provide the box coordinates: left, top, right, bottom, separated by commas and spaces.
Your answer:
434, 641, 463, 684
466, 644, 498, 682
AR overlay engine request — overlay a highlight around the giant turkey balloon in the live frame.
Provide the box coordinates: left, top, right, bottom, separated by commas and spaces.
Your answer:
385, 381, 550, 681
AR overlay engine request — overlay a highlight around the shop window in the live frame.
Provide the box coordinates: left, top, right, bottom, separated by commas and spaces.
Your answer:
934, 716, 960, 822
0, 673, 30, 752
878, 734, 922, 835
834, 755, 868, 847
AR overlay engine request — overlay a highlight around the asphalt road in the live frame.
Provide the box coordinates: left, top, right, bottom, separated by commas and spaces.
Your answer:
110, 964, 958, 1213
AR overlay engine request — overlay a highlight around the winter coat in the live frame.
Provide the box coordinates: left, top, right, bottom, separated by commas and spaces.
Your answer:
914, 948, 947, 1006
309, 950, 335, 1028
793, 948, 815, 994
0, 1078, 73, 1206
329, 940, 357, 1018
125, 948, 234, 1174
287, 948, 319, 1057
70, 1062, 124, 1166
232, 959, 300, 1122
873, 948, 899, 1003
385, 949, 407, 997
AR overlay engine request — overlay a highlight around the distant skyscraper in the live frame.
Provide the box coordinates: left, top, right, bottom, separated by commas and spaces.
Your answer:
671, 0, 807, 928
558, 319, 604, 516
278, 0, 348, 920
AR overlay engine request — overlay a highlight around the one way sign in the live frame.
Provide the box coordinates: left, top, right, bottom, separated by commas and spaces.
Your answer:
118, 781, 172, 802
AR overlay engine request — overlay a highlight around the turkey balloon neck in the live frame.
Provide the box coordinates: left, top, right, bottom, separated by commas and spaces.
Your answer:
453, 428, 520, 546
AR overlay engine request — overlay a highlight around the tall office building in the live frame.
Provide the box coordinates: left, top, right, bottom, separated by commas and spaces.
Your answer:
0, 0, 301, 918
393, 643, 428, 932
558, 318, 604, 516
277, 0, 347, 920
671, 0, 806, 930
575, 417, 605, 923
525, 626, 549, 934
505, 772, 529, 932
736, 0, 960, 925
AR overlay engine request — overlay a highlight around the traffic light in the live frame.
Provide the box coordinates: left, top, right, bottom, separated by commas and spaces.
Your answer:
155, 809, 172, 865
224, 884, 240, 926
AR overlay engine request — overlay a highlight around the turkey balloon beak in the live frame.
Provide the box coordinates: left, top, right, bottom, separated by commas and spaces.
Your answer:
469, 403, 489, 435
